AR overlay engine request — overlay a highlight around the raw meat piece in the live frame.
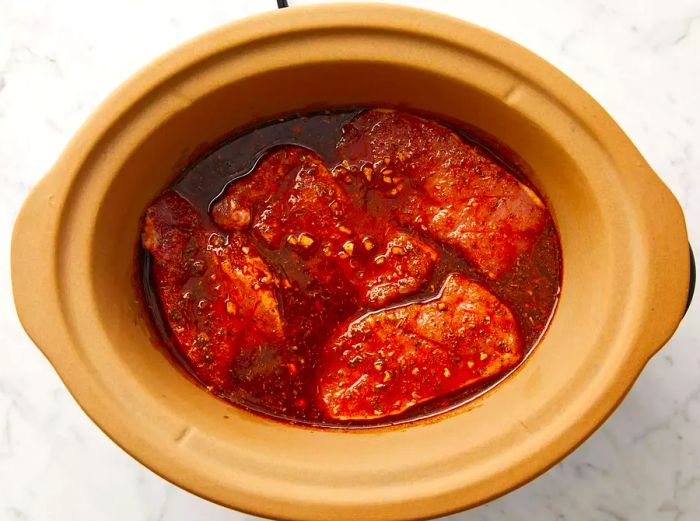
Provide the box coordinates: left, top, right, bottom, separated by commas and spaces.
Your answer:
338, 109, 547, 279
317, 273, 522, 420
211, 146, 438, 308
142, 191, 283, 389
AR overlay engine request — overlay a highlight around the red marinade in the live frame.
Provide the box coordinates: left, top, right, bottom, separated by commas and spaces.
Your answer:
140, 109, 561, 427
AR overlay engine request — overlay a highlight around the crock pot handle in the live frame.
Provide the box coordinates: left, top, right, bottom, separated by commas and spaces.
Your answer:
686, 244, 695, 316
11, 169, 73, 364
277, 0, 289, 8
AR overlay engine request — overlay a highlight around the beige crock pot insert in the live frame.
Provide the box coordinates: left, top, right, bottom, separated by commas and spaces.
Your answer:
11, 5, 690, 521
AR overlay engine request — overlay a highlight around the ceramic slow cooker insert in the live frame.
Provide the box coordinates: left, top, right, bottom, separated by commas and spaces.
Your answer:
11, 5, 691, 520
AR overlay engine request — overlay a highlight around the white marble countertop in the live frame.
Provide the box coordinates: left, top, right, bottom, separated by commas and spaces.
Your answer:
1, 1, 698, 520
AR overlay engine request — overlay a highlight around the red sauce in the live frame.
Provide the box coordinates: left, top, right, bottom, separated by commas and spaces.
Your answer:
139, 109, 561, 428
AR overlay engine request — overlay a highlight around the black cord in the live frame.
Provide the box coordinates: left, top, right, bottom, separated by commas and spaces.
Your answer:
685, 244, 695, 316
277, 0, 289, 8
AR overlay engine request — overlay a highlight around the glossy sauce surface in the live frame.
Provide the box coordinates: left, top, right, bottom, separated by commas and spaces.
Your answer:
140, 109, 561, 427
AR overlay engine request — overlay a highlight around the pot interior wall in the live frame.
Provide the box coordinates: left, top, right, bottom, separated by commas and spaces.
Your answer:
12, 6, 687, 517
83, 58, 621, 506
